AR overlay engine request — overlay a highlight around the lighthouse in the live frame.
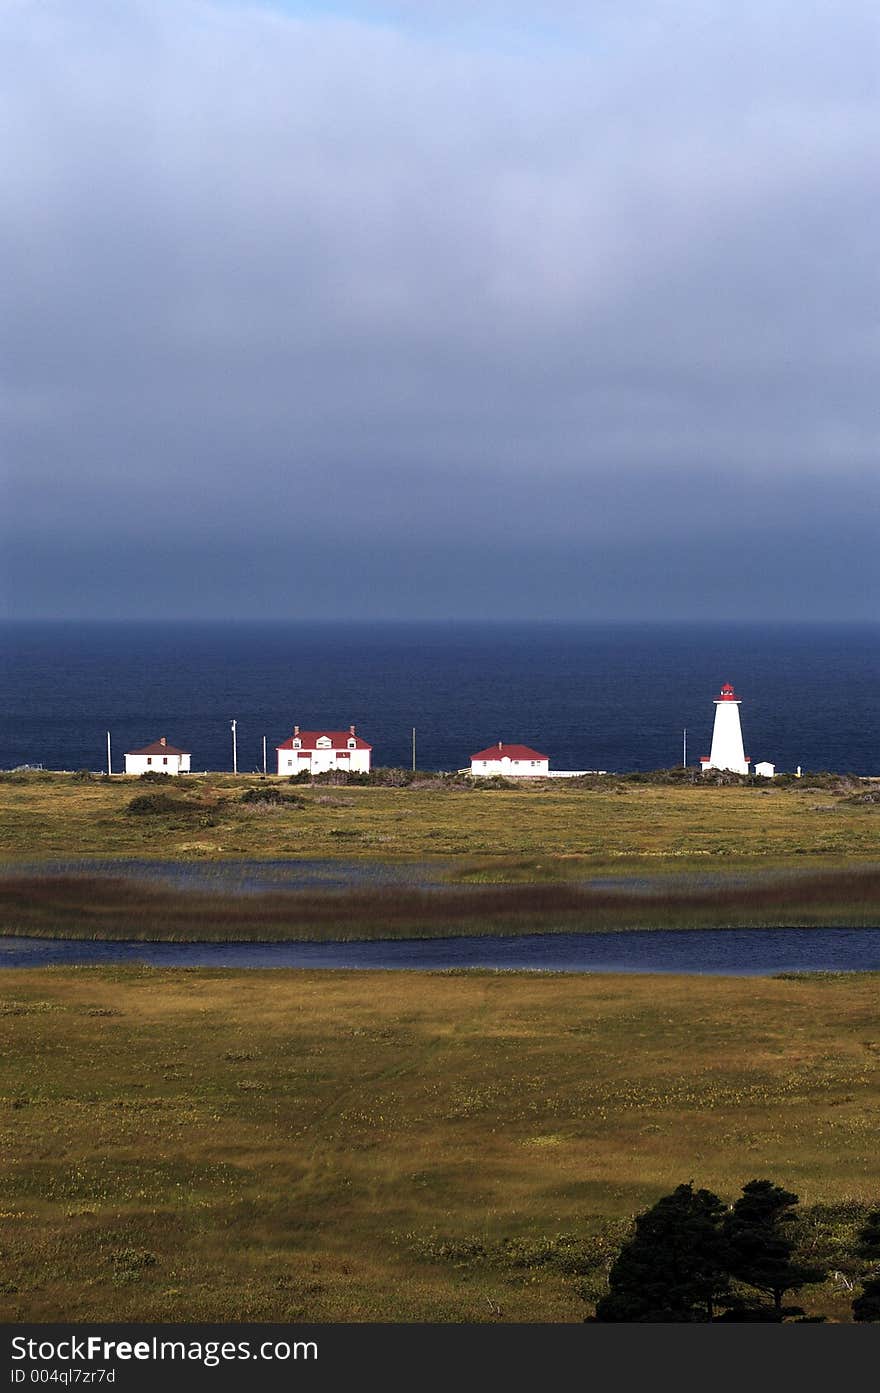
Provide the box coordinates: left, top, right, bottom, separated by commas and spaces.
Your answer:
700, 682, 750, 775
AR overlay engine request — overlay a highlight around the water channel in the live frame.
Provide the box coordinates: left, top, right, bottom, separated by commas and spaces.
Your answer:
3, 927, 879, 975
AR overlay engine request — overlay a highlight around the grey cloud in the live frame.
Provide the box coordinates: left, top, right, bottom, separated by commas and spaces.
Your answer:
1, 0, 879, 618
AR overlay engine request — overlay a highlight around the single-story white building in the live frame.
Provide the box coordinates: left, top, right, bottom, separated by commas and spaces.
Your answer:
754, 761, 776, 778
276, 726, 372, 776
470, 742, 549, 777
125, 736, 191, 776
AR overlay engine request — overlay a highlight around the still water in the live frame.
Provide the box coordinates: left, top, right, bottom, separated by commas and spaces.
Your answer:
3, 927, 879, 975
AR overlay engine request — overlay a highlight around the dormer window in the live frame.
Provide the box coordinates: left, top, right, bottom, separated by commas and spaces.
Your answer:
293, 738, 301, 749
317, 736, 331, 748
348, 738, 356, 749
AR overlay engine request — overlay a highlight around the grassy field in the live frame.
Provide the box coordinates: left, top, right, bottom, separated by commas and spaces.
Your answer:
1, 770, 879, 865
2, 772, 878, 939
1, 967, 878, 1323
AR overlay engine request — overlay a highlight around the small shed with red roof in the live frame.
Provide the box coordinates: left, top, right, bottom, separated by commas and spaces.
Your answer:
124, 736, 191, 776
276, 725, 372, 776
470, 742, 549, 777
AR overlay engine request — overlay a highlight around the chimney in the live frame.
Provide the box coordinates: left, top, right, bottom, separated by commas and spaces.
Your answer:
294, 725, 300, 736
498, 740, 502, 749
160, 737, 166, 747
349, 725, 356, 735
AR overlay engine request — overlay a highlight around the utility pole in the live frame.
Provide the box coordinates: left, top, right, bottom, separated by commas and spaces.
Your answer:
683, 728, 687, 768
106, 731, 112, 777
262, 735, 267, 776
230, 719, 238, 775
412, 726, 416, 772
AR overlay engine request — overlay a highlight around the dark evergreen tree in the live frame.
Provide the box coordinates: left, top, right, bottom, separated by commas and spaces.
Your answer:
722, 1179, 826, 1320
852, 1280, 880, 1323
594, 1183, 730, 1322
856, 1208, 880, 1258
852, 1206, 880, 1323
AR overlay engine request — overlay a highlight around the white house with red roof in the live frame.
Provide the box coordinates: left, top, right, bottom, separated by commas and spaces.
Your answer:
470, 741, 549, 777
124, 736, 191, 776
276, 725, 372, 776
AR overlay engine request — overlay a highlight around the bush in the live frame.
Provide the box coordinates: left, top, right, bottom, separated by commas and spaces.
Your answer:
289, 767, 469, 788
839, 788, 880, 806
138, 770, 172, 783
239, 786, 303, 808
126, 793, 199, 816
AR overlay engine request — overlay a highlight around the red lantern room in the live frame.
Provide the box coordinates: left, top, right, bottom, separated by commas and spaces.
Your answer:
716, 682, 740, 703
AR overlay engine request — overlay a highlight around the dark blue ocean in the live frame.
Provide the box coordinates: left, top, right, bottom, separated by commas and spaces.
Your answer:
1, 622, 877, 775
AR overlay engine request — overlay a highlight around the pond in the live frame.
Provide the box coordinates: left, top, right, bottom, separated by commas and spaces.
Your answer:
3, 927, 880, 975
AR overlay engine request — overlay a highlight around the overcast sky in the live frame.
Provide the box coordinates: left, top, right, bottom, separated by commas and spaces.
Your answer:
2, 0, 878, 620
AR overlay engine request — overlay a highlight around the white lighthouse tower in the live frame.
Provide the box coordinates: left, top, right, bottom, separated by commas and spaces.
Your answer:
700, 682, 750, 775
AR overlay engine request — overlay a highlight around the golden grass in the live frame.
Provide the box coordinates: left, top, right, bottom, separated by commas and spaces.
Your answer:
1, 968, 878, 1322
1, 771, 879, 866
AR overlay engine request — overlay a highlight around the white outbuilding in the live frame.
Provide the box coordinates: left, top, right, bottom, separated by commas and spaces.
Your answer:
470, 742, 550, 777
699, 683, 750, 775
276, 726, 372, 776
754, 761, 776, 778
124, 736, 191, 776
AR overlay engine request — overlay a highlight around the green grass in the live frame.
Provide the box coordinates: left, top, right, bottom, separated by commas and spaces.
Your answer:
1, 968, 878, 1322
1, 770, 879, 864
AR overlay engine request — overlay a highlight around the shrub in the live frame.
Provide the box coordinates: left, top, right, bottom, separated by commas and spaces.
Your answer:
239, 786, 303, 808
839, 788, 880, 806
852, 1208, 880, 1322
110, 1248, 157, 1285
126, 793, 199, 816
138, 770, 172, 783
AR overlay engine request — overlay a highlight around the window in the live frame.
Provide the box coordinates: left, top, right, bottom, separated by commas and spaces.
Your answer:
147, 757, 152, 765
163, 757, 168, 765
348, 738, 356, 749
293, 739, 301, 749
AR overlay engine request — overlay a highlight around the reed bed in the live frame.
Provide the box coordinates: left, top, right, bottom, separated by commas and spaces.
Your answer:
2, 865, 879, 941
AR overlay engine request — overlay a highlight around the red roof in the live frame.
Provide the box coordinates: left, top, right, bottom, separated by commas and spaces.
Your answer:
471, 743, 548, 762
126, 737, 189, 756
276, 730, 372, 751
